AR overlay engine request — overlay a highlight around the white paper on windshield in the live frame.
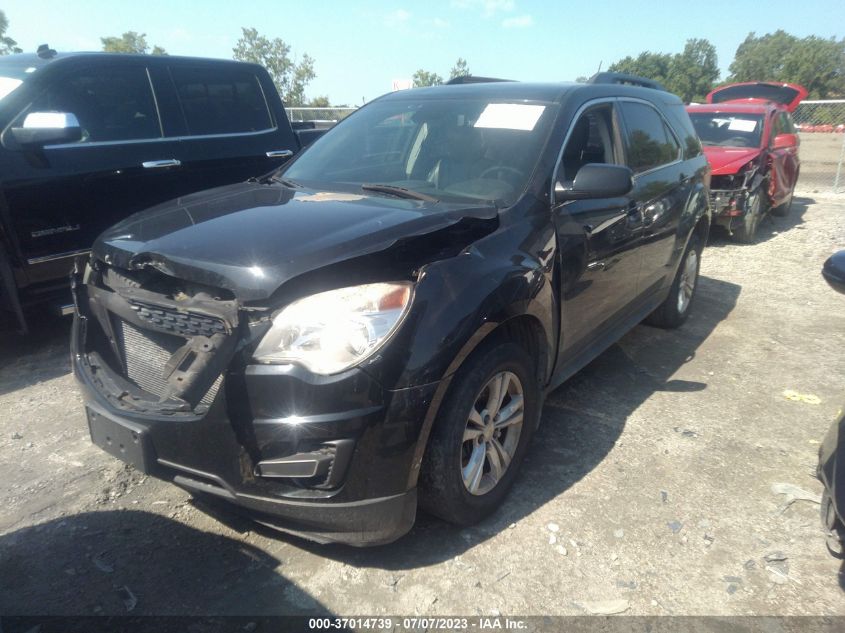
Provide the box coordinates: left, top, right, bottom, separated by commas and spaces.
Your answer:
728, 119, 757, 132
474, 104, 546, 131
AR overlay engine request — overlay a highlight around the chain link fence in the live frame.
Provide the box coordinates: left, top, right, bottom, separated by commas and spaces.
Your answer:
792, 100, 845, 194
286, 107, 358, 127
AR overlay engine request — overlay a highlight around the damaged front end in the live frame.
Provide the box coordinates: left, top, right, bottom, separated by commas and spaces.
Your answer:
73, 258, 247, 416
69, 200, 506, 545
708, 165, 763, 233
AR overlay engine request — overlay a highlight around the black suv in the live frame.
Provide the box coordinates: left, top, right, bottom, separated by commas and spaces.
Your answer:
72, 76, 711, 545
0, 51, 314, 332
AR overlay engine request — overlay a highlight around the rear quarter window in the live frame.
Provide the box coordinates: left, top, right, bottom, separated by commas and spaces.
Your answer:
169, 66, 273, 136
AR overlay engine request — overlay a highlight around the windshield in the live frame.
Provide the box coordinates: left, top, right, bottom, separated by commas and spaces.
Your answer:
0, 76, 23, 102
283, 97, 559, 206
0, 60, 39, 104
689, 112, 764, 148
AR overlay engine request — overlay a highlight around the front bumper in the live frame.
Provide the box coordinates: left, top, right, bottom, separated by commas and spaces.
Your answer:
71, 267, 439, 546
709, 187, 751, 231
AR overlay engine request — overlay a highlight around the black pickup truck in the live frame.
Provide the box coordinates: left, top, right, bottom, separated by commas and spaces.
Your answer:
0, 50, 321, 332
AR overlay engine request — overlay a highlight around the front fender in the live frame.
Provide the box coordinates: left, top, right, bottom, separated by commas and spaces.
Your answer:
361, 213, 556, 392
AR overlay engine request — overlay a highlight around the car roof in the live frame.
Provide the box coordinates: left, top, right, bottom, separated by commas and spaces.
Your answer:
378, 81, 684, 106
0, 51, 263, 72
686, 102, 776, 115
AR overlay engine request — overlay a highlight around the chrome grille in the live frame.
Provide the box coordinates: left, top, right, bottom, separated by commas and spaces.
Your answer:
113, 318, 222, 405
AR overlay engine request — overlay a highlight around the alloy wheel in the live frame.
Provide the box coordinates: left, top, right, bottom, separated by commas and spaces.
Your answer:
461, 371, 524, 496
677, 248, 698, 314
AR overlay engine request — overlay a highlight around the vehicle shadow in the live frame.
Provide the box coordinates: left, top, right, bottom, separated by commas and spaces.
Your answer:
0, 510, 332, 617
194, 274, 742, 570
707, 195, 812, 247
0, 311, 72, 397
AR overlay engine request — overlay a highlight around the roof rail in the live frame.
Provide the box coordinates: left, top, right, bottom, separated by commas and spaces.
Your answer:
588, 72, 666, 92
445, 75, 514, 85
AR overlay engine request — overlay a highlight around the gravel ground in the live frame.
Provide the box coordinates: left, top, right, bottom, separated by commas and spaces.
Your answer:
1, 195, 844, 617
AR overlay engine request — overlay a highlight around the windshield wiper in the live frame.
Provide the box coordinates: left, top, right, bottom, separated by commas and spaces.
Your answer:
268, 173, 301, 188
361, 183, 439, 203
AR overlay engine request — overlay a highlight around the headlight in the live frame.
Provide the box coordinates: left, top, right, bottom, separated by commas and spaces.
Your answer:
253, 282, 413, 374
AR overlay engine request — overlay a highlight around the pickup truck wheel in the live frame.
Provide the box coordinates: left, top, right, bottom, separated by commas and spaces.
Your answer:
732, 191, 763, 244
644, 232, 702, 329
419, 341, 539, 526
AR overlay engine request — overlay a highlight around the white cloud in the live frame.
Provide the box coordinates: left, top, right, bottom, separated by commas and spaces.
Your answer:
384, 8, 412, 27
502, 14, 534, 28
451, 0, 515, 18
431, 17, 451, 28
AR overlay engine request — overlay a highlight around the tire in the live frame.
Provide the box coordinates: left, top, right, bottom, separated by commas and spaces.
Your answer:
821, 489, 845, 558
419, 340, 540, 526
770, 185, 795, 217
732, 190, 763, 243
644, 232, 702, 329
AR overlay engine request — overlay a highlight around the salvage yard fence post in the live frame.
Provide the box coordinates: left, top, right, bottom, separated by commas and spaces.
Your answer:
286, 106, 358, 125
791, 100, 845, 194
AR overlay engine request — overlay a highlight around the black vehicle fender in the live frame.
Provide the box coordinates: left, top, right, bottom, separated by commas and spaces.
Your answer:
671, 178, 711, 280
359, 214, 557, 487
363, 212, 557, 392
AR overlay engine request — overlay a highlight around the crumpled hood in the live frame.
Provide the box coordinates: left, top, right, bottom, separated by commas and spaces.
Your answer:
93, 182, 498, 301
702, 146, 763, 176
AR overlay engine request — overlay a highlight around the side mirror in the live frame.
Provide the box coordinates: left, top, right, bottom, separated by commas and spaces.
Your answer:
772, 133, 798, 150
822, 251, 845, 295
555, 163, 634, 201
10, 112, 82, 147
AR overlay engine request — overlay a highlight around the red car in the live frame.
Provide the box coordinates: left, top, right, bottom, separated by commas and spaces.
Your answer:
686, 82, 807, 242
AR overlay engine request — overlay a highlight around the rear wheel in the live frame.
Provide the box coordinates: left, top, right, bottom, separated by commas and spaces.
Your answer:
419, 340, 539, 526
733, 190, 763, 243
645, 232, 702, 329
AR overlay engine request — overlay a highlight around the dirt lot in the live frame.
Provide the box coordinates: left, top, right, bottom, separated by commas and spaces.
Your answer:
1, 196, 844, 617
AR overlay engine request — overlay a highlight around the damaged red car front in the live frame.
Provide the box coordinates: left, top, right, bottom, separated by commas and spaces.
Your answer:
686, 82, 807, 242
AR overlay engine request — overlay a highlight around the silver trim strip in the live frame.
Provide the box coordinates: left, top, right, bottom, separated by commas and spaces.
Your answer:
27, 248, 90, 265
266, 150, 293, 158
44, 126, 280, 150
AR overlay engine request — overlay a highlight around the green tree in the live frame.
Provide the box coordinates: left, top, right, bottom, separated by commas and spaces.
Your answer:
307, 95, 331, 107
608, 39, 719, 102
729, 30, 845, 98
608, 51, 673, 87
0, 10, 22, 55
233, 27, 315, 106
668, 38, 719, 102
412, 69, 443, 88
101, 31, 166, 55
449, 57, 471, 80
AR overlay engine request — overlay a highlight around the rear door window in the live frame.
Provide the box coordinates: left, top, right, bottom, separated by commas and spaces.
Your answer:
16, 66, 161, 143
169, 66, 273, 136
619, 101, 681, 173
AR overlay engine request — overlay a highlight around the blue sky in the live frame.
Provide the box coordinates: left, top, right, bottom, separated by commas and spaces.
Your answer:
3, 0, 843, 105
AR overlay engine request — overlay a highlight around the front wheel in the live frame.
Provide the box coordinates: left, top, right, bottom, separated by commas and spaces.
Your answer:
644, 232, 702, 329
419, 341, 539, 526
771, 184, 795, 217
733, 190, 763, 243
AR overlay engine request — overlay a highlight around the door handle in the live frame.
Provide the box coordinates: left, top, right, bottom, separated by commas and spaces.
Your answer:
142, 159, 181, 169
266, 150, 294, 159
